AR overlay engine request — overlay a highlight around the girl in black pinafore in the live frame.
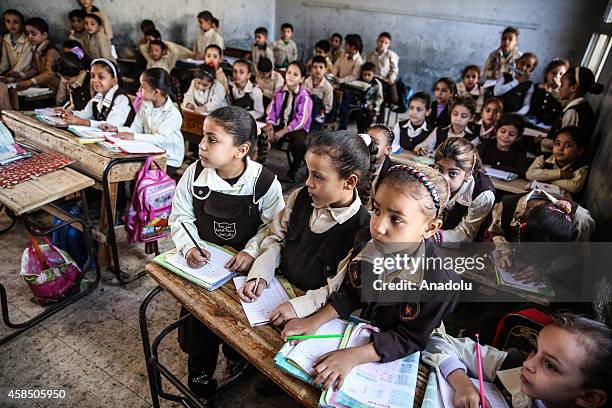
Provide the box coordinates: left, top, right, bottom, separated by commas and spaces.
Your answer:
53, 49, 92, 111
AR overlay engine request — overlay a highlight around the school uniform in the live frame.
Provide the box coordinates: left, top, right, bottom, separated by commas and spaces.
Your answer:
392, 120, 431, 152
82, 6, 113, 39
415, 125, 474, 157
526, 155, 589, 195
182, 79, 227, 113
256, 70, 284, 100
229, 80, 264, 120
365, 48, 399, 83
493, 73, 533, 113
271, 38, 298, 68
478, 138, 530, 177
456, 81, 484, 113
247, 186, 370, 318
0, 33, 32, 74
438, 171, 495, 245
147, 54, 178, 73
251, 43, 274, 74
524, 84, 562, 126
74, 84, 135, 128
427, 100, 450, 130
82, 31, 114, 61
332, 51, 363, 83
483, 47, 522, 80
194, 29, 225, 55
171, 156, 285, 385
21, 41, 60, 93
330, 238, 460, 362
55, 70, 92, 111
467, 120, 496, 147
117, 96, 184, 168
306, 56, 334, 74
304, 75, 334, 113
139, 41, 193, 63
215, 67, 229, 95
547, 97, 596, 145
330, 47, 344, 64
356, 76, 384, 132
68, 30, 88, 48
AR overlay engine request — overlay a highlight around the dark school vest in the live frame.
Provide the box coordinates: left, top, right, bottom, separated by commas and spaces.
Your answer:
279, 187, 370, 291
398, 120, 432, 151
191, 161, 275, 251
427, 100, 450, 129
69, 72, 92, 111
374, 155, 394, 193
500, 73, 532, 113
229, 84, 255, 111
528, 87, 562, 126
547, 100, 596, 144
92, 88, 136, 126
443, 171, 495, 242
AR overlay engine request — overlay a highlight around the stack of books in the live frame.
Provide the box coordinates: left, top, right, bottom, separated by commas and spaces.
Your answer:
0, 143, 31, 166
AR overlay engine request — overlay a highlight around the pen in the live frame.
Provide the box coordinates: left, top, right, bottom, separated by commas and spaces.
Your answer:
286, 334, 344, 340
180, 221, 209, 260
476, 334, 486, 408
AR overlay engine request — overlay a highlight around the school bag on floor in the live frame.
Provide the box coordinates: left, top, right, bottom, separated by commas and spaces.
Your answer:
124, 156, 176, 243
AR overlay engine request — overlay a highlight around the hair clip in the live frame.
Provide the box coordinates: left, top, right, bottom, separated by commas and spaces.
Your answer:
519, 221, 528, 231
70, 46, 85, 60
359, 133, 372, 146
388, 164, 441, 216
371, 123, 394, 138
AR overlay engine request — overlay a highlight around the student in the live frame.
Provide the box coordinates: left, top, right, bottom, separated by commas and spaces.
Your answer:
53, 50, 91, 111
281, 162, 459, 384
493, 52, 538, 113
138, 19, 156, 46
204, 44, 229, 95
170, 106, 285, 398
78, 0, 113, 40
304, 55, 334, 117
456, 65, 484, 113
251, 27, 274, 75
255, 57, 284, 107
469, 97, 503, 147
272, 23, 298, 69
483, 26, 522, 80
434, 137, 495, 245
264, 61, 312, 182
526, 126, 589, 195
367, 124, 394, 206
0, 9, 32, 81
427, 77, 454, 130
365, 32, 399, 86
329, 32, 343, 64
417, 96, 476, 157
332, 33, 363, 83
193, 10, 224, 59
82, 13, 113, 61
182, 64, 227, 114
306, 39, 334, 73
61, 58, 134, 129
392, 92, 432, 153
423, 313, 611, 408
239, 131, 374, 323
478, 113, 529, 177
68, 9, 87, 45
355, 62, 384, 133
212, 17, 219, 32
139, 29, 193, 66
229, 59, 264, 120
104, 68, 184, 173
145, 39, 176, 72
522, 58, 568, 127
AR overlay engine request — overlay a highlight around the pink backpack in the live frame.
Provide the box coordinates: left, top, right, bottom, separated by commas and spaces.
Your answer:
124, 156, 176, 243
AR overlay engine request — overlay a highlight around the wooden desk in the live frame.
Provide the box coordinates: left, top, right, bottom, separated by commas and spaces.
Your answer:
1, 110, 167, 270
224, 47, 251, 59
180, 109, 206, 145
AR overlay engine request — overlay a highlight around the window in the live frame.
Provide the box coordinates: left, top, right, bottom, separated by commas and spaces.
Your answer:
582, 34, 612, 81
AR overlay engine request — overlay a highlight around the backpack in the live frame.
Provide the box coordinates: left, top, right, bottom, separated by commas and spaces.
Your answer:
124, 156, 176, 243
51, 203, 90, 268
395, 78, 410, 114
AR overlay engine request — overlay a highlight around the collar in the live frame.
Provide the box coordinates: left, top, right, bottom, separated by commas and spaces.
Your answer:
311, 189, 362, 225
563, 97, 586, 112
93, 84, 119, 109
477, 119, 495, 137
449, 176, 476, 208
6, 33, 28, 46
70, 70, 89, 89
307, 76, 326, 88
193, 156, 259, 191
282, 84, 301, 94
545, 155, 574, 170
458, 81, 481, 97
203, 29, 217, 37
402, 120, 428, 132
32, 40, 49, 54
141, 95, 175, 113
347, 51, 360, 61
445, 125, 472, 137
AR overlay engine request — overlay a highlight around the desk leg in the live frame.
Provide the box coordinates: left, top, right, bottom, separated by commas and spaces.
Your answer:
0, 205, 18, 234
98, 181, 118, 269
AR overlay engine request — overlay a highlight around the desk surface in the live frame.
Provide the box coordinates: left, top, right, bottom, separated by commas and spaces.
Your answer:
0, 167, 94, 214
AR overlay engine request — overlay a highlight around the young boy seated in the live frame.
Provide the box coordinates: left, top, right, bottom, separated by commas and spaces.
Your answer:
329, 32, 343, 64
332, 33, 363, 83
272, 23, 298, 69
82, 13, 113, 61
355, 62, 384, 132
306, 39, 333, 73
139, 28, 193, 62
255, 57, 284, 108
146, 40, 176, 72
251, 26, 274, 75
68, 9, 87, 45
193, 10, 224, 59
365, 32, 399, 86
304, 55, 334, 128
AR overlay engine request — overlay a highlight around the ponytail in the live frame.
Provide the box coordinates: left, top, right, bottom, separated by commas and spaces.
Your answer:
566, 66, 604, 96
141, 67, 179, 105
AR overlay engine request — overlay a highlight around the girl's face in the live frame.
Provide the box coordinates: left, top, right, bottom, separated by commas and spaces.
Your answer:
199, 118, 246, 169
516, 56, 537, 75
368, 128, 391, 164
285, 64, 304, 88
205, 49, 221, 68
520, 325, 592, 404
463, 69, 480, 90
138, 74, 161, 102
450, 105, 472, 131
79, 0, 94, 9
500, 32, 517, 52
4, 13, 22, 35
25, 25, 46, 46
435, 158, 469, 194
304, 151, 356, 207
481, 102, 502, 128
194, 77, 212, 92
84, 17, 100, 34
553, 132, 583, 167
370, 183, 441, 245
558, 73, 577, 101
91, 64, 117, 94
198, 18, 211, 32
495, 124, 520, 150
232, 63, 250, 86
408, 99, 430, 125
330, 36, 341, 49
434, 82, 451, 104
546, 65, 567, 90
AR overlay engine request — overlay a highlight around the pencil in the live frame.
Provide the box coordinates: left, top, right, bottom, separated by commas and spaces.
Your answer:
180, 221, 209, 260
286, 334, 344, 340
475, 334, 486, 408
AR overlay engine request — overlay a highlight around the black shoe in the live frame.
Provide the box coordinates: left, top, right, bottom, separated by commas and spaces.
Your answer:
254, 378, 284, 397
188, 371, 218, 399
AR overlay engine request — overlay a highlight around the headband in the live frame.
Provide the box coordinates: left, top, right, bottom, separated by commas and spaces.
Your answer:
201, 68, 215, 80
549, 206, 572, 222
370, 123, 395, 140
70, 47, 85, 60
359, 133, 372, 146
91, 58, 117, 77
388, 164, 442, 216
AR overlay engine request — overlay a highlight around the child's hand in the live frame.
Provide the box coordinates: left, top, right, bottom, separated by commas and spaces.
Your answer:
5, 70, 21, 79
185, 247, 211, 268
225, 251, 255, 272
313, 348, 359, 390
185, 103, 196, 110
499, 252, 514, 269
269, 301, 297, 326
62, 113, 88, 126
514, 265, 541, 284
15, 79, 32, 91
417, 147, 430, 157
237, 277, 267, 302
560, 169, 573, 179
281, 316, 321, 344
447, 370, 492, 408
54, 107, 70, 115
114, 132, 134, 140
99, 123, 118, 132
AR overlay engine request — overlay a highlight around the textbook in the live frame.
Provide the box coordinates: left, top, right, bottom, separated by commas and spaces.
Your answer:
233, 276, 293, 326
152, 245, 238, 291
68, 125, 114, 143
483, 166, 518, 181
274, 320, 420, 408
0, 143, 31, 166
491, 250, 555, 297
104, 135, 165, 154
525, 180, 565, 197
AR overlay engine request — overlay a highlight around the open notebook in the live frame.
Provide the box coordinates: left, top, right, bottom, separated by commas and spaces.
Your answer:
68, 125, 115, 143
483, 166, 519, 181
491, 250, 555, 297
525, 180, 565, 197
233, 276, 292, 326
104, 135, 165, 154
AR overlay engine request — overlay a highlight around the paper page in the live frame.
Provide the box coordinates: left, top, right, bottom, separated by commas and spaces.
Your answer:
285, 319, 348, 374
69, 125, 114, 139
491, 250, 547, 293
526, 180, 564, 196
421, 371, 442, 408
17, 87, 52, 97
166, 249, 234, 286
36, 114, 68, 127
469, 378, 510, 408
483, 167, 518, 181
34, 108, 58, 116
523, 127, 547, 138
182, 58, 206, 65
105, 135, 165, 154
233, 276, 290, 326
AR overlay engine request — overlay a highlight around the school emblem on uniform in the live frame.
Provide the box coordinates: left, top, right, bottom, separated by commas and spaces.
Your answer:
213, 221, 236, 240
399, 302, 420, 321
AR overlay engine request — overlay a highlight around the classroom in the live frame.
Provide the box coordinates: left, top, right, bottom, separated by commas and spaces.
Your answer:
0, 0, 611, 407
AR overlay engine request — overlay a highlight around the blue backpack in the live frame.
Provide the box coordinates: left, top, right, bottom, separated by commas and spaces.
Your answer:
51, 203, 91, 268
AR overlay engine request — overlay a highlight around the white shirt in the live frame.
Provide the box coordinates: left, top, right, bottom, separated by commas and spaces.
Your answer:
182, 79, 228, 113
194, 29, 225, 55
392, 120, 429, 153
304, 76, 334, 113
169, 157, 285, 259
74, 85, 132, 129
415, 125, 474, 157
365, 48, 399, 83
231, 80, 264, 120
271, 39, 298, 67
0, 33, 32, 74
118, 96, 184, 168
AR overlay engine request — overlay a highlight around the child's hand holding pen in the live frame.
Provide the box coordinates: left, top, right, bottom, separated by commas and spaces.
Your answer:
238, 277, 266, 302
99, 123, 118, 132
185, 247, 211, 268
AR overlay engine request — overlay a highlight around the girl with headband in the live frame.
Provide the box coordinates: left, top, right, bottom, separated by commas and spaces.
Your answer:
53, 49, 92, 111
181, 63, 227, 114
61, 58, 135, 128
282, 162, 460, 390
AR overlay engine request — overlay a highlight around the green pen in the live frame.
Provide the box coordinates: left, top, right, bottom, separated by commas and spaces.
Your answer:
286, 334, 344, 340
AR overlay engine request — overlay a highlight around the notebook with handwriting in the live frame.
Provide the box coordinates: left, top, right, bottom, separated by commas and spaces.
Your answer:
233, 276, 291, 326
